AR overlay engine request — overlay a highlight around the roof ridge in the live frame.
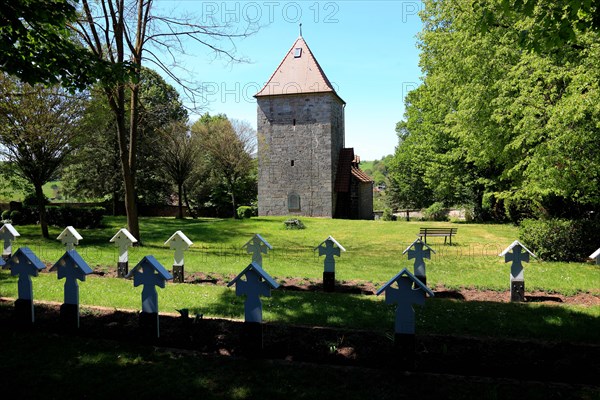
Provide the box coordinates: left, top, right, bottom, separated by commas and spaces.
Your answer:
255, 36, 343, 102
255, 37, 303, 97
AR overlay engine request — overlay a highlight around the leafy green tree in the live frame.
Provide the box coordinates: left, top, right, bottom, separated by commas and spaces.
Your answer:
0, 0, 122, 90
63, 68, 187, 211
72, 0, 254, 240
0, 73, 86, 237
159, 121, 198, 219
190, 114, 256, 218
392, 0, 600, 220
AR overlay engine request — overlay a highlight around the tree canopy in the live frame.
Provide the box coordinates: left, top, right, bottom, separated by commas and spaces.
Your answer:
0, 72, 87, 237
189, 113, 257, 218
0, 0, 126, 90
389, 0, 600, 221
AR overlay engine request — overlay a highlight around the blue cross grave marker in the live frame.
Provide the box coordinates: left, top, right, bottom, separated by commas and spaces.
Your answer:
110, 228, 137, 278
5, 247, 46, 324
126, 256, 173, 338
377, 268, 434, 369
0, 223, 20, 260
403, 238, 435, 286
51, 250, 93, 329
499, 240, 536, 302
228, 262, 279, 354
242, 234, 272, 267
377, 268, 434, 335
314, 236, 345, 292
228, 262, 279, 323
165, 230, 193, 283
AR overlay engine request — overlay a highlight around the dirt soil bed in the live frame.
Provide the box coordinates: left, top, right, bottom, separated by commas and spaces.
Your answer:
91, 269, 600, 306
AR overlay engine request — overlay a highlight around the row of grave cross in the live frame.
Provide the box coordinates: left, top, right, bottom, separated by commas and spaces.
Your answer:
4, 222, 585, 352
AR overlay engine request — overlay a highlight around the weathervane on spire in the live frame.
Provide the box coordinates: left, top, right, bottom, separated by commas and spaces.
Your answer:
299, 23, 302, 37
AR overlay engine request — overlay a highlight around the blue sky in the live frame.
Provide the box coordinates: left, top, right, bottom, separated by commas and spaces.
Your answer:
155, 1, 424, 161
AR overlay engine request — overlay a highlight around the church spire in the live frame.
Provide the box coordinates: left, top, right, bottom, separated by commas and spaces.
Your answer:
254, 35, 344, 103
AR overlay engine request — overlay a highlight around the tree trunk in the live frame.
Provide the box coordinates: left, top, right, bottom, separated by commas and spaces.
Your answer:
113, 95, 141, 242
230, 185, 237, 219
112, 191, 119, 216
177, 182, 183, 219
122, 162, 140, 242
34, 183, 49, 238
183, 185, 196, 219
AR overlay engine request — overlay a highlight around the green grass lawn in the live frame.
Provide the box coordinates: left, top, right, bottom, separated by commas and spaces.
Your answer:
7, 216, 599, 294
0, 180, 66, 202
1, 216, 599, 343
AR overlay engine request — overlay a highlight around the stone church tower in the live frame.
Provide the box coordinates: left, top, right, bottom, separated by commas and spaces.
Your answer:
255, 35, 373, 219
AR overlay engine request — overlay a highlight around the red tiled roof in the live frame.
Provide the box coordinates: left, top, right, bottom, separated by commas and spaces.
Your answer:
255, 36, 344, 103
351, 166, 373, 183
335, 148, 373, 192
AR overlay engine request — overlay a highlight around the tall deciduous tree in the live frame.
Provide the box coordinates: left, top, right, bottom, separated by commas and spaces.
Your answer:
71, 0, 254, 241
159, 121, 198, 219
392, 0, 600, 220
0, 73, 86, 237
63, 68, 187, 211
191, 115, 256, 218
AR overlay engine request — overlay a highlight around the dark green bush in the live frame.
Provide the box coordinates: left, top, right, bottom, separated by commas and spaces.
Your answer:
423, 202, 449, 221
18, 206, 105, 228
1, 210, 11, 220
22, 192, 49, 207
236, 205, 257, 219
519, 218, 600, 262
381, 209, 397, 221
9, 210, 23, 224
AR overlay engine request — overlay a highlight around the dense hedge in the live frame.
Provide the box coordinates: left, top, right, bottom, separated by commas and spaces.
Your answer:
423, 202, 449, 221
8, 206, 105, 229
236, 205, 258, 219
519, 218, 600, 262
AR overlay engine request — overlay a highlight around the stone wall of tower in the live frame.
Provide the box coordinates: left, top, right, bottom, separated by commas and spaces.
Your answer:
257, 92, 345, 217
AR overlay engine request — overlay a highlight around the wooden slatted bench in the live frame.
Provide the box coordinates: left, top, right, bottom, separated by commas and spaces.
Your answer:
418, 227, 458, 245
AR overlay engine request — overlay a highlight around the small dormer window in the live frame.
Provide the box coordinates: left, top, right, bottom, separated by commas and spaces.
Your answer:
294, 48, 302, 58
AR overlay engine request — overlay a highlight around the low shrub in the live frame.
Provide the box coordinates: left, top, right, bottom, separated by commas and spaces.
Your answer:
381, 209, 397, 221
423, 202, 449, 221
519, 218, 600, 262
236, 205, 257, 219
22, 192, 49, 207
1, 210, 11, 221
284, 219, 305, 229
17, 206, 105, 228
9, 210, 23, 224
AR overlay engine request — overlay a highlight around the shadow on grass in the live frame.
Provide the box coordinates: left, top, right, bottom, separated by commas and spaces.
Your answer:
200, 288, 390, 330
526, 295, 563, 303
6, 327, 596, 400
433, 290, 466, 300
199, 285, 600, 343
423, 298, 600, 343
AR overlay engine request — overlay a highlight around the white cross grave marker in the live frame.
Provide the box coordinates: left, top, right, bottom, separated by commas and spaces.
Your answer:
0, 223, 20, 259
110, 228, 137, 263
57, 226, 83, 251
165, 230, 193, 266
